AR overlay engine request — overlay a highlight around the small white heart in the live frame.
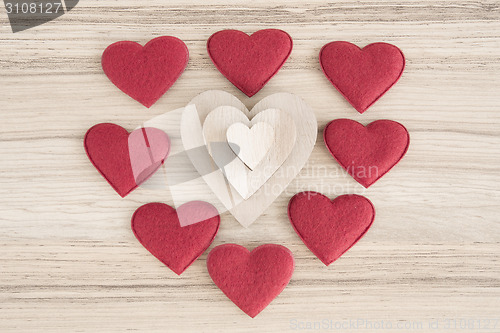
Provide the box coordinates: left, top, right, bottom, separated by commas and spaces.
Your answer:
202, 106, 296, 199
226, 122, 274, 170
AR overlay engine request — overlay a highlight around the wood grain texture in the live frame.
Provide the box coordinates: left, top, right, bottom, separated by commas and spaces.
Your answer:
0, 0, 499, 332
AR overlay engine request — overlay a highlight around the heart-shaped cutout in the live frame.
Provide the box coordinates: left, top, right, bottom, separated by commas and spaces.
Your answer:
288, 192, 375, 265
227, 122, 274, 170
320, 42, 405, 113
132, 202, 220, 275
202, 106, 296, 199
207, 29, 293, 96
181, 91, 317, 227
207, 244, 294, 317
84, 123, 170, 197
102, 36, 189, 108
323, 119, 409, 188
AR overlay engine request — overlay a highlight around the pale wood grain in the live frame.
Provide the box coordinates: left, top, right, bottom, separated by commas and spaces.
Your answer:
0, 0, 499, 332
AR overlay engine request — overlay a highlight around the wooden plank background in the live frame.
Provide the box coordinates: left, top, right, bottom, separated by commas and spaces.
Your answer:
1, 0, 499, 331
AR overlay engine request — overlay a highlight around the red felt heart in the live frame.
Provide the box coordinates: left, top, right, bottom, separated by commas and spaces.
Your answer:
320, 42, 405, 113
207, 244, 294, 318
207, 29, 293, 97
132, 202, 220, 275
84, 123, 170, 197
288, 192, 375, 265
323, 119, 410, 188
102, 36, 189, 108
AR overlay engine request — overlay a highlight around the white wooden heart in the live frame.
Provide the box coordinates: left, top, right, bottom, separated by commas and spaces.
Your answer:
181, 90, 317, 227
227, 122, 274, 170
202, 106, 296, 199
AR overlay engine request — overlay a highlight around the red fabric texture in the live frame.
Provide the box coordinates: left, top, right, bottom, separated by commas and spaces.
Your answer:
132, 202, 220, 275
207, 29, 293, 97
320, 42, 405, 113
288, 192, 375, 266
323, 119, 410, 188
102, 36, 189, 108
84, 123, 170, 197
207, 244, 294, 318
